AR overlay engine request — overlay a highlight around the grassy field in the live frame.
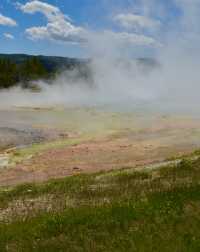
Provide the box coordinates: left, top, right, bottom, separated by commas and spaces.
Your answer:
0, 157, 200, 251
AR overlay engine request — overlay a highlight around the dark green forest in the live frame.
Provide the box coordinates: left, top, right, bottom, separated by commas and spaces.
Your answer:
0, 57, 51, 89
0, 54, 87, 89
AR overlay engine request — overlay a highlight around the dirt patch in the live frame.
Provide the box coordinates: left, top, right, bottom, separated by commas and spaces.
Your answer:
0, 133, 198, 187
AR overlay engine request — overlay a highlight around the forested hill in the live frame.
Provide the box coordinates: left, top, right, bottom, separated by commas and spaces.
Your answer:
0, 54, 88, 89
0, 54, 86, 72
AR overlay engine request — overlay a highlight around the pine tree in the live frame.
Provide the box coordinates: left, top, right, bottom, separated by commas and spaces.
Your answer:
20, 57, 47, 83
0, 59, 18, 88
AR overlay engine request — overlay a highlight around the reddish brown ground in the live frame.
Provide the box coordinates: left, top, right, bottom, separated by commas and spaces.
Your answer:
1, 110, 200, 187
0, 128, 199, 187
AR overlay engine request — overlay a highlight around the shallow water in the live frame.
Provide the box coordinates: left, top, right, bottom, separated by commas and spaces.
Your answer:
0, 154, 9, 168
0, 105, 200, 151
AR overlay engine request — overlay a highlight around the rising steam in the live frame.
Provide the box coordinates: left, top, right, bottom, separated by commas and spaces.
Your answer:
1, 0, 200, 113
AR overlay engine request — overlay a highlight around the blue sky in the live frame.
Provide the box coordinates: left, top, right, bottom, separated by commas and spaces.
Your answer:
0, 0, 193, 57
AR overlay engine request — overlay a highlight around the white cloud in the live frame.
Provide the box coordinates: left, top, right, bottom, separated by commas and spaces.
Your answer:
114, 13, 161, 31
4, 33, 14, 39
17, 1, 161, 51
0, 13, 17, 26
25, 20, 85, 43
17, 0, 65, 22
18, 0, 58, 13
105, 30, 161, 47
18, 0, 86, 43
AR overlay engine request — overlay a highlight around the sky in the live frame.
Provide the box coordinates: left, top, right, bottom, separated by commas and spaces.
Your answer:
0, 0, 197, 58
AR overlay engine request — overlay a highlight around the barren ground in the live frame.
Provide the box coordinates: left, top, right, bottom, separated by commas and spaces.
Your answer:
1, 106, 200, 186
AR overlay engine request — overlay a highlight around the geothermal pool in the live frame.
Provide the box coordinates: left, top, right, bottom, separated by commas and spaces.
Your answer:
0, 106, 200, 186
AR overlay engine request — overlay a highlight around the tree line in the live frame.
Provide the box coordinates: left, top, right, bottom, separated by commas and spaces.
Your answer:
0, 57, 49, 89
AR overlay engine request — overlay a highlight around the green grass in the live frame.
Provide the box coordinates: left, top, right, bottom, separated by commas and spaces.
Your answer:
0, 158, 200, 251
